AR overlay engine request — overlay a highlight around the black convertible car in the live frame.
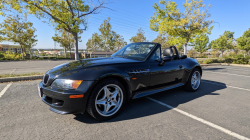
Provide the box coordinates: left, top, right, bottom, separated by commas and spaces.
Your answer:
38, 42, 202, 120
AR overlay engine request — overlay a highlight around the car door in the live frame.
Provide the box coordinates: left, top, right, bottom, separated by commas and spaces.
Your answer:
126, 63, 150, 93
148, 46, 184, 89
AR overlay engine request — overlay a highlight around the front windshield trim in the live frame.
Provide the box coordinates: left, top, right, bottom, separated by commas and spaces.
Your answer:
111, 43, 157, 61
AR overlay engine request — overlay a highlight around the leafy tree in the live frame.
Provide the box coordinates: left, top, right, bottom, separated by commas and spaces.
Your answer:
53, 29, 75, 58
190, 34, 210, 56
231, 41, 240, 55
130, 28, 147, 43
150, 0, 213, 55
107, 31, 117, 51
86, 33, 102, 58
99, 17, 112, 57
6, 0, 107, 60
114, 34, 127, 52
152, 34, 170, 49
25, 35, 37, 59
237, 28, 250, 57
0, 15, 37, 59
210, 31, 234, 57
0, 0, 20, 15
168, 36, 185, 53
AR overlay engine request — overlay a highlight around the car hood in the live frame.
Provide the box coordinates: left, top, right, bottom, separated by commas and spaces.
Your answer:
47, 57, 142, 75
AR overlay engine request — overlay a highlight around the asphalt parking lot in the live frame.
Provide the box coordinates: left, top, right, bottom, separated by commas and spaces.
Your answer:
0, 65, 250, 140
0, 60, 73, 75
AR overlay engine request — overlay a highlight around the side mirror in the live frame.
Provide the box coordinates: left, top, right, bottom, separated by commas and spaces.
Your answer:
163, 56, 172, 62
180, 55, 187, 59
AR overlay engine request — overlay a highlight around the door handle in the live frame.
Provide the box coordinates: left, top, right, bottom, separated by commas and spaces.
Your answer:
179, 65, 183, 68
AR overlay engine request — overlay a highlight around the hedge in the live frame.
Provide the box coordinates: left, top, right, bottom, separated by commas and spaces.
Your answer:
198, 58, 250, 65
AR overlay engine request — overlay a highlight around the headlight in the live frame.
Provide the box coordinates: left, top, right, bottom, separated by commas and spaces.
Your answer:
51, 79, 83, 90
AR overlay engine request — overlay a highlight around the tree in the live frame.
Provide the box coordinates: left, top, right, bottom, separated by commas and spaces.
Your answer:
152, 34, 170, 49
237, 28, 250, 57
150, 0, 213, 55
130, 28, 147, 43
114, 34, 127, 52
210, 31, 234, 57
190, 34, 210, 56
25, 35, 37, 59
168, 36, 185, 53
0, 15, 37, 59
86, 33, 102, 58
52, 29, 75, 58
231, 41, 240, 55
99, 17, 112, 57
6, 0, 107, 60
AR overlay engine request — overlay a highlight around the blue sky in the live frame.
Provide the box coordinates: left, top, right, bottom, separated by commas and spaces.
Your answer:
1, 0, 250, 50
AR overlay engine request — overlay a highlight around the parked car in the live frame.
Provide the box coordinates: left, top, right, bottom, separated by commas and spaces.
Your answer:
38, 42, 202, 121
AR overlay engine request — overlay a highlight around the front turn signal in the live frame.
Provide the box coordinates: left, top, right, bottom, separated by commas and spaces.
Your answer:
69, 94, 84, 98
72, 80, 83, 89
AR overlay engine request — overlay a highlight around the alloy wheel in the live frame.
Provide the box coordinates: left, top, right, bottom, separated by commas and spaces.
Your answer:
95, 84, 123, 117
191, 71, 201, 90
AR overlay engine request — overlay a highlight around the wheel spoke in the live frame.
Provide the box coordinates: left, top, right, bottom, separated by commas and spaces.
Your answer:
96, 99, 106, 105
111, 87, 119, 99
111, 100, 117, 106
103, 86, 112, 98
104, 103, 111, 113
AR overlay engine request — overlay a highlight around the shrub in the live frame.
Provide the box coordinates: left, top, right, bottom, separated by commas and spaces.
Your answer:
203, 59, 214, 64
224, 58, 234, 63
0, 52, 4, 58
232, 58, 249, 64
197, 60, 203, 64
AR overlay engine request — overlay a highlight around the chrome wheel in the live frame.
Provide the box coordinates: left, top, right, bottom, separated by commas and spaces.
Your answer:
191, 71, 201, 90
95, 84, 123, 117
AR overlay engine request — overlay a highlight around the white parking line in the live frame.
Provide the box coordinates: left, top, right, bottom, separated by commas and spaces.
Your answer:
147, 97, 250, 140
10, 69, 16, 74
202, 81, 250, 92
0, 83, 12, 98
205, 71, 250, 78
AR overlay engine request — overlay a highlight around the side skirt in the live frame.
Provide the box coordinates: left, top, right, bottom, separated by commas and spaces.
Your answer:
133, 83, 184, 99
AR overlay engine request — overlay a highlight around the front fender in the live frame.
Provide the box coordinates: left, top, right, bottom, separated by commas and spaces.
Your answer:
181, 58, 202, 84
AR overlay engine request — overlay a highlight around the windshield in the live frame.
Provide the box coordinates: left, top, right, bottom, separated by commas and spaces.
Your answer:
111, 43, 156, 60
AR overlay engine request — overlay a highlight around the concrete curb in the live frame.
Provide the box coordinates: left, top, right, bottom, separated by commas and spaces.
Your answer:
0, 75, 43, 83
201, 63, 250, 68
221, 63, 250, 68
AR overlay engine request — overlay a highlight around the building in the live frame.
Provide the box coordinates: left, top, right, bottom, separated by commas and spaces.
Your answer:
0, 44, 22, 53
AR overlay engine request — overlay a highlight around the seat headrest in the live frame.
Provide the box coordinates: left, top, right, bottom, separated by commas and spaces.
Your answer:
163, 48, 173, 57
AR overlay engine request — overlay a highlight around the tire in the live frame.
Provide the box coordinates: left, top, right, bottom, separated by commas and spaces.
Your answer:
87, 78, 126, 121
184, 68, 201, 92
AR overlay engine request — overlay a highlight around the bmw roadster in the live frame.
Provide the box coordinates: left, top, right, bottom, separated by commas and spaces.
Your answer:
38, 42, 202, 120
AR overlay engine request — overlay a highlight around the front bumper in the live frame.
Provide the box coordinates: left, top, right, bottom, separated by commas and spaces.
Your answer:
38, 82, 92, 114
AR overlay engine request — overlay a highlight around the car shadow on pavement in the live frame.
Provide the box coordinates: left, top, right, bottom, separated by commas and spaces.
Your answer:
203, 68, 225, 71
74, 79, 226, 124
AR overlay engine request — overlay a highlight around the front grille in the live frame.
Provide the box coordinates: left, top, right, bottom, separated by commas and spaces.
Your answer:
43, 74, 49, 84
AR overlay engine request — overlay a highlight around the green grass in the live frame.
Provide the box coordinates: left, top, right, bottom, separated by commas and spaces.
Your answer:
0, 72, 44, 78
